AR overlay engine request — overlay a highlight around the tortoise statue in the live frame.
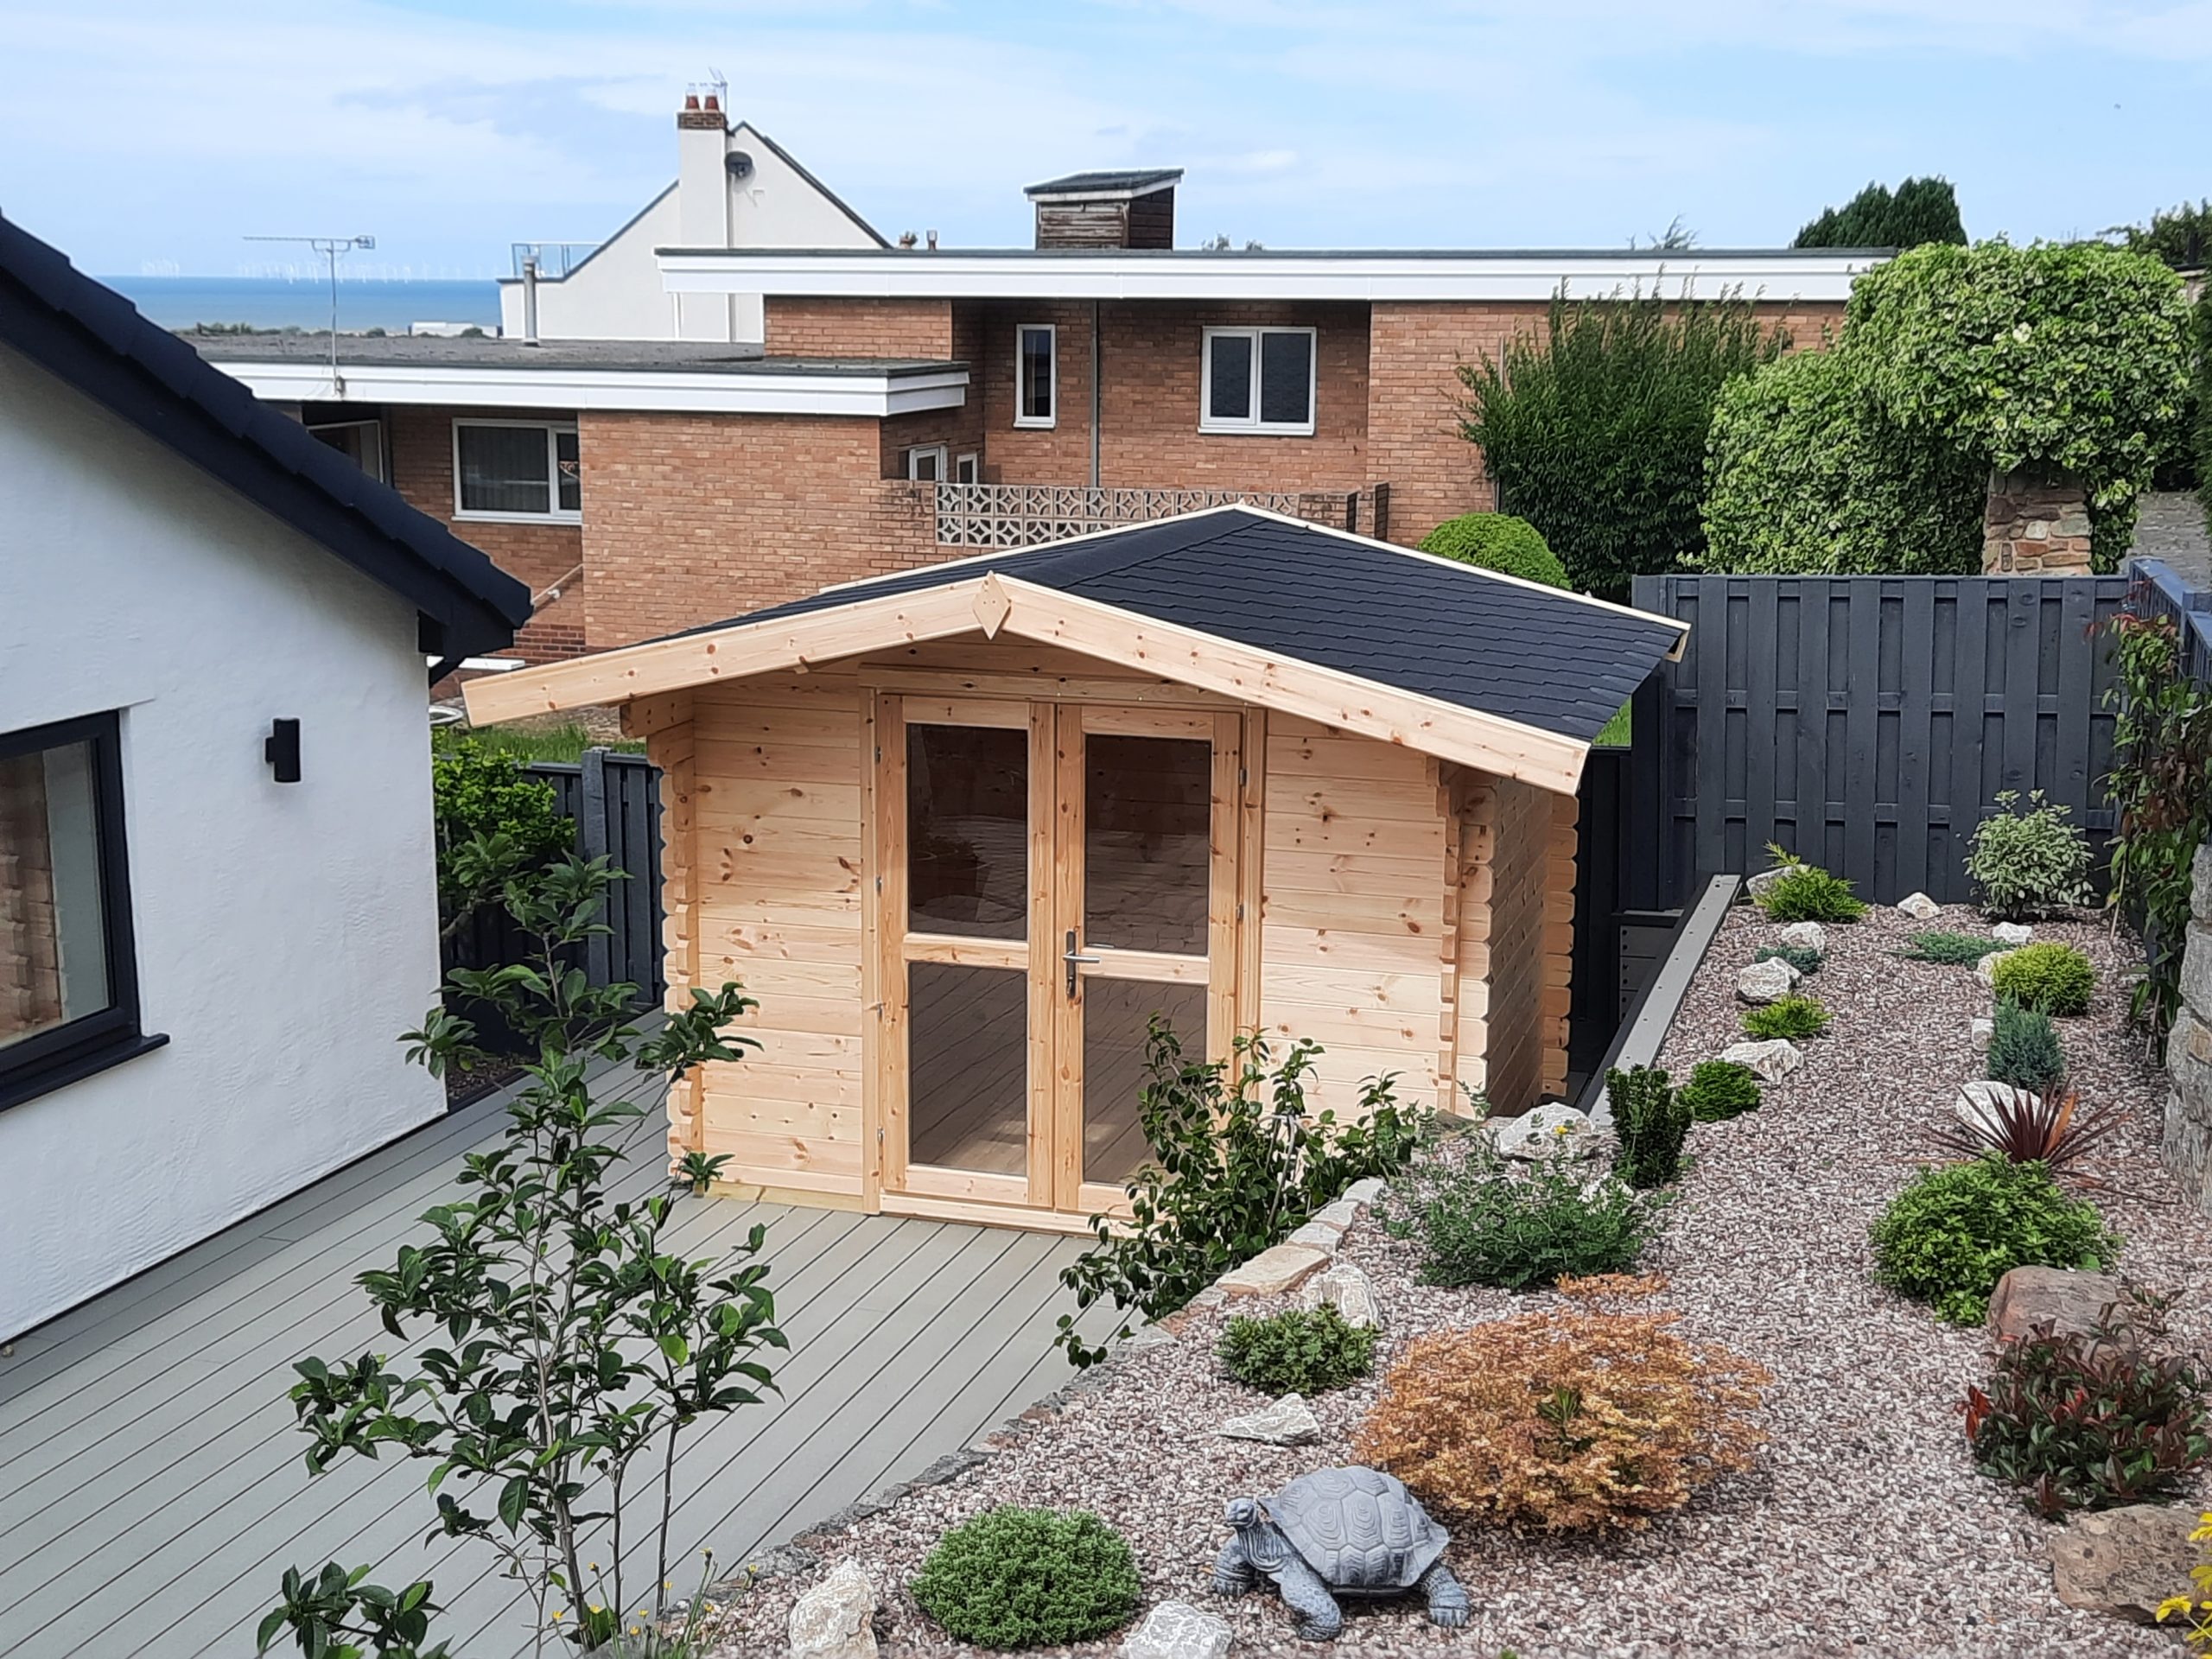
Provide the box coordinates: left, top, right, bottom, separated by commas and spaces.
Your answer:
1212, 1465, 1469, 1641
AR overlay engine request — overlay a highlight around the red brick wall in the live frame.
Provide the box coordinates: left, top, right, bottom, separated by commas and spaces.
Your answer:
765, 296, 955, 359
0, 753, 62, 1042
578, 410, 938, 646
385, 405, 586, 659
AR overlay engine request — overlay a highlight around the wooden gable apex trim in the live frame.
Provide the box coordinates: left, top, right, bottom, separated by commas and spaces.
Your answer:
462, 572, 1591, 792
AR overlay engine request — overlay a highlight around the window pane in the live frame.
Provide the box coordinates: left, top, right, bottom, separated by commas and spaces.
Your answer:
907, 723, 1027, 938
1083, 977, 1205, 1185
457, 424, 551, 515
1207, 334, 1253, 422
909, 448, 941, 482
1, 741, 111, 1050
1084, 734, 1211, 954
1020, 327, 1054, 421
555, 429, 581, 512
909, 962, 1030, 1175
1259, 331, 1313, 426
310, 422, 385, 483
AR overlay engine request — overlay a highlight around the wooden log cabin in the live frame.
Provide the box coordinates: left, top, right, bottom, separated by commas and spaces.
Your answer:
464, 508, 1688, 1232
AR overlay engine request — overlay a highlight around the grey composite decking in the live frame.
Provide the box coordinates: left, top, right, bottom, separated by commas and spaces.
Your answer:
0, 1053, 1104, 1658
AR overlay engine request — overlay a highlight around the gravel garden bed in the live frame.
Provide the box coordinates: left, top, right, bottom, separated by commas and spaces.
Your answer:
707, 899, 2204, 1657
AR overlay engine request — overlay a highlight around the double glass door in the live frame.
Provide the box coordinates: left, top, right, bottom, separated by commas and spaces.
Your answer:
883, 697, 1237, 1217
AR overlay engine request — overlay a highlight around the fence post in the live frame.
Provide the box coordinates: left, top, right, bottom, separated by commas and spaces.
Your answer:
579, 747, 613, 987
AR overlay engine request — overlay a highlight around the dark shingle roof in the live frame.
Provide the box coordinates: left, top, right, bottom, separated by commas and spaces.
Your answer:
1024, 168, 1184, 199
0, 212, 531, 663
693, 510, 1683, 742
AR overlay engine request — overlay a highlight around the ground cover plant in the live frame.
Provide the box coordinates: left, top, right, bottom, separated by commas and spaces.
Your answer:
1966, 790, 2094, 920
1741, 995, 1831, 1041
1986, 997, 2067, 1092
1901, 930, 2001, 966
1752, 942, 1822, 976
1929, 1084, 2123, 1181
1396, 1142, 1651, 1290
1967, 1297, 2212, 1517
1054, 1026, 1426, 1365
1678, 1059, 1762, 1122
1216, 1306, 1377, 1396
1352, 1278, 1769, 1533
1753, 853, 1868, 924
1417, 512, 1568, 587
1991, 942, 2097, 1017
1870, 1154, 2119, 1325
910, 1507, 1140, 1649
1608, 1064, 1692, 1189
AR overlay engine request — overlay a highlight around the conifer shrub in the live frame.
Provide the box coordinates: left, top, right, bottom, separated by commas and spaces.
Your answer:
1752, 942, 1822, 976
1740, 995, 1831, 1041
1678, 1060, 1763, 1122
1869, 1154, 2118, 1325
1990, 943, 2097, 1017
1398, 1144, 1651, 1291
1216, 1306, 1377, 1396
911, 1508, 1140, 1649
1608, 1065, 1692, 1189
1902, 930, 2001, 966
1986, 997, 2066, 1092
1418, 513, 1570, 588
1754, 855, 1869, 924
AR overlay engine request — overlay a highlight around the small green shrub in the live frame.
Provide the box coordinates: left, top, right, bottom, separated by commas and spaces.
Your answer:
1752, 942, 1822, 976
1418, 513, 1570, 588
429, 734, 573, 938
1754, 855, 1868, 924
1901, 930, 1999, 965
1400, 1144, 1651, 1290
1678, 1060, 1763, 1122
1986, 997, 2067, 1092
1741, 995, 1831, 1041
1610, 1064, 1692, 1189
1967, 791, 2094, 920
911, 1507, 1141, 1649
1990, 943, 2097, 1017
1869, 1155, 2119, 1325
1217, 1306, 1377, 1395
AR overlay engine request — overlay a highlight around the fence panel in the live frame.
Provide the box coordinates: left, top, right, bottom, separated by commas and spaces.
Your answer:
1624, 573, 2129, 910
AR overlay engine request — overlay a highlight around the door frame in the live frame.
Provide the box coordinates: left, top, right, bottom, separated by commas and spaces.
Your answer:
865, 687, 1254, 1228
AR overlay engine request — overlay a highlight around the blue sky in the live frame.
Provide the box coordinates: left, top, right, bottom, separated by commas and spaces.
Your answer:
3, 0, 2207, 277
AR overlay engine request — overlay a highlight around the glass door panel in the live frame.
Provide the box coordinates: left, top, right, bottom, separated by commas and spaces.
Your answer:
908, 961, 1030, 1176
1080, 976, 1205, 1185
1083, 734, 1211, 954
907, 721, 1029, 939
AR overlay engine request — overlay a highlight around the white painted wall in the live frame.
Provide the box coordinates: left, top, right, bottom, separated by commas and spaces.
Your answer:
0, 342, 448, 1341
498, 122, 881, 345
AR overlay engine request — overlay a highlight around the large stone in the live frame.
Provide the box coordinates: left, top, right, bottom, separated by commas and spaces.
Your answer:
1898, 891, 1942, 921
1745, 862, 1801, 899
1737, 957, 1800, 1005
1297, 1261, 1386, 1330
2051, 1504, 2203, 1624
2194, 842, 2212, 928
1310, 1198, 1361, 1232
2166, 1004, 2212, 1214
1283, 1219, 1344, 1254
1975, 950, 2017, 990
1121, 1599, 1234, 1659
1341, 1177, 1389, 1207
1777, 920, 1827, 952
1993, 922, 2034, 947
1719, 1039, 1804, 1084
2180, 921, 2212, 1025
1494, 1102, 1598, 1160
1987, 1265, 2133, 1345
1218, 1393, 1321, 1446
1956, 1078, 2027, 1120
1216, 1243, 1329, 1299
788, 1560, 879, 1659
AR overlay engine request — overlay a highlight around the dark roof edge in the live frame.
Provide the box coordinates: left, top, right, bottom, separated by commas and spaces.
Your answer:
738, 124, 892, 250
653, 244, 1891, 262
496, 178, 679, 289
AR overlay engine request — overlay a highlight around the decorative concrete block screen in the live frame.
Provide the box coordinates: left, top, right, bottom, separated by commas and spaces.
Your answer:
1623, 573, 2128, 910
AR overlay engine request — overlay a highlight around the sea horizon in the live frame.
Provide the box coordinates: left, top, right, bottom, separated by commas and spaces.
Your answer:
103, 276, 505, 334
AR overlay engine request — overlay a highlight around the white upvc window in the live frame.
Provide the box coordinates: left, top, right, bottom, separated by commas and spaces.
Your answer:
453, 420, 582, 523
307, 418, 387, 485
954, 452, 981, 485
1014, 322, 1057, 429
906, 444, 950, 482
1199, 326, 1317, 435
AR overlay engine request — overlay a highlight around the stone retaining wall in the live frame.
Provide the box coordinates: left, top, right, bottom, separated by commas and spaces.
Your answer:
2163, 842, 2212, 1211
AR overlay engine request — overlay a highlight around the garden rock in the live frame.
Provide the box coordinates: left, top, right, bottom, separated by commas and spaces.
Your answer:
1121, 1599, 1233, 1659
1310, 1198, 1361, 1232
1284, 1220, 1344, 1254
1341, 1177, 1389, 1207
1987, 1265, 2134, 1346
1297, 1261, 1386, 1331
1971, 1017, 1994, 1039
2050, 1503, 2202, 1623
1720, 1039, 1803, 1083
1993, 922, 2034, 947
1493, 1102, 1597, 1160
1955, 1079, 2023, 1117
1898, 892, 1941, 921
1736, 957, 1800, 1005
1217, 1243, 1329, 1300
1777, 921, 1827, 952
1745, 862, 1800, 899
1218, 1393, 1321, 1446
1122, 1324, 1179, 1353
787, 1559, 879, 1659
1975, 950, 2017, 989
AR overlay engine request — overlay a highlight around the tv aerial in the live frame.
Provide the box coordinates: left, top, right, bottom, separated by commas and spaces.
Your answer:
243, 233, 377, 393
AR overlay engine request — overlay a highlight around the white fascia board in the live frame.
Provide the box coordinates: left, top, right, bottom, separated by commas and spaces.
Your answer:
208, 359, 969, 416
656, 250, 1879, 304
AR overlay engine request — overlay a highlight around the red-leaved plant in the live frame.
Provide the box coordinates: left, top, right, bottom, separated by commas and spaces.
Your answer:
1929, 1083, 2124, 1183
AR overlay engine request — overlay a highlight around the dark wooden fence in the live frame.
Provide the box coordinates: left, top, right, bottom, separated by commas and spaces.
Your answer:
2128, 557, 2212, 686
1620, 572, 2129, 911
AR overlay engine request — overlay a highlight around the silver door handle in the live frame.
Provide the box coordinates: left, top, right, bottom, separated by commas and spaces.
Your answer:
1064, 930, 1100, 997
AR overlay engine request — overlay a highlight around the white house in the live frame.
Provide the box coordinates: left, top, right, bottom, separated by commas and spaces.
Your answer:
498, 88, 887, 345
0, 213, 531, 1341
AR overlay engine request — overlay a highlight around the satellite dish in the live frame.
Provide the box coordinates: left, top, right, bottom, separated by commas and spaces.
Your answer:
727, 151, 754, 181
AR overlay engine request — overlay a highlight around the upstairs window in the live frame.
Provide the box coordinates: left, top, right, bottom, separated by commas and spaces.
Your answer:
1014, 323, 1057, 428
454, 421, 582, 522
1200, 326, 1315, 435
907, 444, 949, 482
308, 418, 387, 484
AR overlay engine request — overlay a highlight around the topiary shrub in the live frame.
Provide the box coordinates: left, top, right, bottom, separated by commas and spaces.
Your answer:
1754, 855, 1868, 924
911, 1507, 1141, 1649
1794, 175, 1967, 250
1418, 512, 1570, 587
1740, 995, 1831, 1041
1397, 1143, 1651, 1291
1678, 1060, 1763, 1122
1986, 996, 2066, 1092
1608, 1064, 1692, 1189
1902, 930, 2001, 965
1217, 1305, 1377, 1395
1966, 791, 2094, 920
1352, 1278, 1769, 1532
1753, 942, 1822, 976
1869, 1154, 2119, 1325
1990, 942, 2097, 1017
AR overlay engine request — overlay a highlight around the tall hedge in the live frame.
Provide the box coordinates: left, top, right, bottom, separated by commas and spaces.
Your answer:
1457, 286, 1787, 599
1795, 177, 1967, 251
2196, 290, 2212, 528
1703, 347, 1982, 575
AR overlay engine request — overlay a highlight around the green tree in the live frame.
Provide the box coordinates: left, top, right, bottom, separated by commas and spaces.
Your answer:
1795, 177, 1967, 249
429, 733, 573, 940
1417, 513, 1570, 587
1457, 286, 1787, 598
2106, 200, 2212, 273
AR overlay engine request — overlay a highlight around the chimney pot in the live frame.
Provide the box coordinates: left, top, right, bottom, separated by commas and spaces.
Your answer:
683, 92, 700, 110
926, 229, 938, 251
703, 92, 720, 111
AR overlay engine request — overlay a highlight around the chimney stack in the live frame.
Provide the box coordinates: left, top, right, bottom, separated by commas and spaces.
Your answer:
1023, 168, 1182, 250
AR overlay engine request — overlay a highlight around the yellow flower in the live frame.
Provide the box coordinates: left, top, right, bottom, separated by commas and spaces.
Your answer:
2161, 1597, 2195, 1622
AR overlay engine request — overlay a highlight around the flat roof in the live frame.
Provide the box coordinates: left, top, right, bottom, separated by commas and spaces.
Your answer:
1025, 168, 1183, 200
186, 334, 953, 378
